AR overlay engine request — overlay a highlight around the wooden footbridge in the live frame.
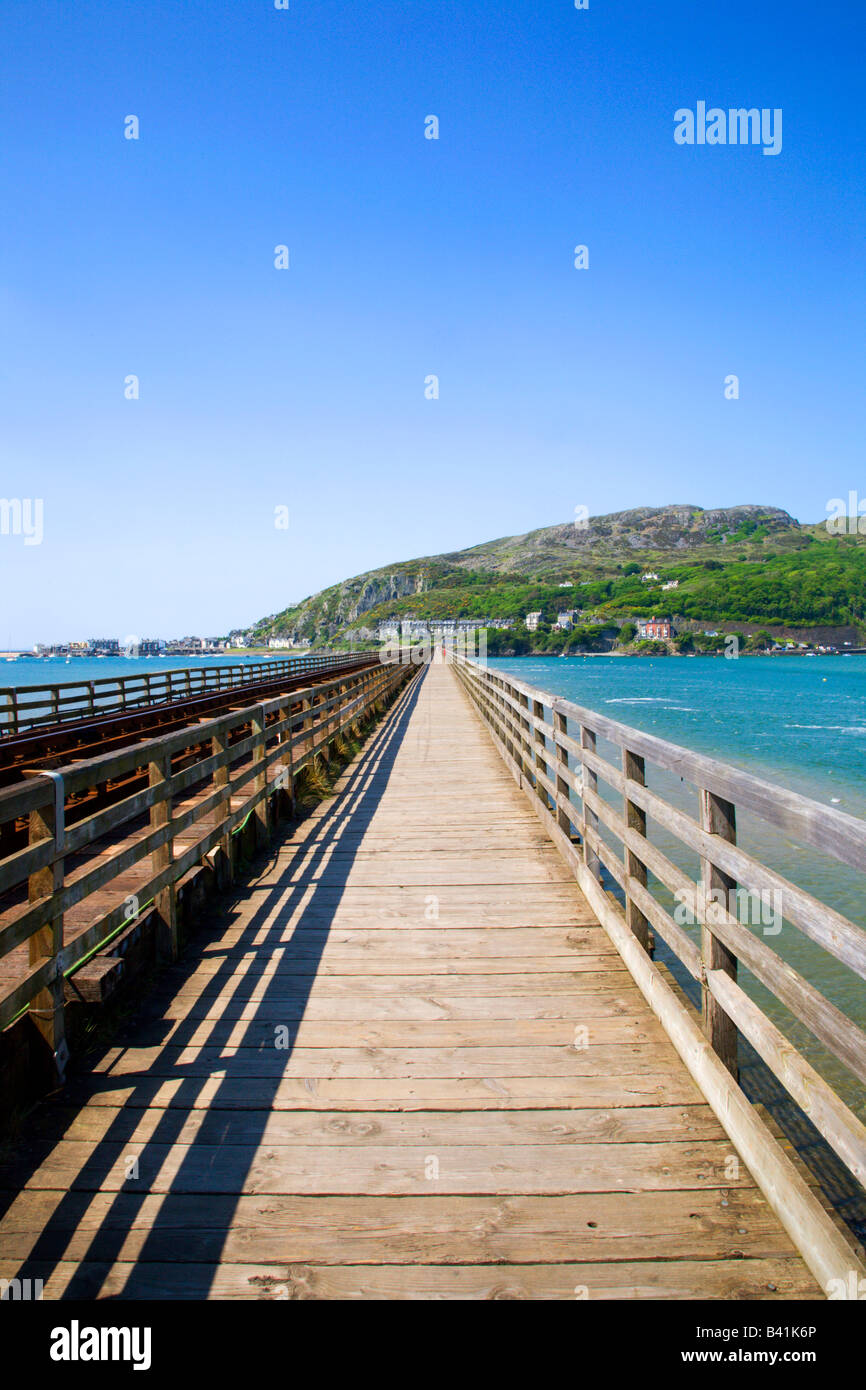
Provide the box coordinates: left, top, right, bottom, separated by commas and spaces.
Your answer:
0, 653, 864, 1300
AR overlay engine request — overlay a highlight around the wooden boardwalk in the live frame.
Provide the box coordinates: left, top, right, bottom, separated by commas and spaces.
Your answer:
0, 663, 822, 1299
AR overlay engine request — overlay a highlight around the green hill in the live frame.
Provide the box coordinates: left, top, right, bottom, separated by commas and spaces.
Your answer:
249, 504, 866, 649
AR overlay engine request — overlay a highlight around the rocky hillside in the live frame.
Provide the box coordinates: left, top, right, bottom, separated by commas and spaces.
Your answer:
248, 505, 865, 645
441, 504, 799, 574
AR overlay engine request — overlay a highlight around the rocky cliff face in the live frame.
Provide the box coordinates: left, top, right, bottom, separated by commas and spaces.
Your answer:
260, 564, 435, 642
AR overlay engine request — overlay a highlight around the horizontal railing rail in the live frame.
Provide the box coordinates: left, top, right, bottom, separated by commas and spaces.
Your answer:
0, 656, 415, 1077
451, 652, 866, 1204
0, 652, 365, 737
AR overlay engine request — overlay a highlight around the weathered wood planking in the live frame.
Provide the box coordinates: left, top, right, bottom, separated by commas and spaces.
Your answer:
0, 662, 822, 1300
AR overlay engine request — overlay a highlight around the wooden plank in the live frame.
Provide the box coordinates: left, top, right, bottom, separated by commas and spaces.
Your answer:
153, 971, 641, 1000
0, 1258, 821, 1301
23, 1104, 726, 1147
0, 1188, 799, 1265
166, 954, 629, 977
199, 926, 614, 952
5, 1139, 756, 1195
121, 1016, 670, 1050
61, 1073, 706, 1111
86, 1042, 689, 1080
275, 859, 574, 887
148, 988, 649, 1022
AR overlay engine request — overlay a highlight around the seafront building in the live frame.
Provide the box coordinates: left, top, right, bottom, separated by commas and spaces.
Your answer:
32, 635, 228, 659
374, 618, 514, 642
637, 616, 674, 640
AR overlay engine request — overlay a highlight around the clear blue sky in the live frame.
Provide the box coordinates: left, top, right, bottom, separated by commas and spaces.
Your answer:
1, 0, 864, 646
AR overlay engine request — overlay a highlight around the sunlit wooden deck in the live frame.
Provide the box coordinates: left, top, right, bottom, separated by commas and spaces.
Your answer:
0, 663, 822, 1299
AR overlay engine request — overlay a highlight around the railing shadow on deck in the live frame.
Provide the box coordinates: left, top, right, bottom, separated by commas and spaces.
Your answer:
0, 666, 427, 1299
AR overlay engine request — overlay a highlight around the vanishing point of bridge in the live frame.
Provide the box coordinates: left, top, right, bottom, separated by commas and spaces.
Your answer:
0, 655, 864, 1299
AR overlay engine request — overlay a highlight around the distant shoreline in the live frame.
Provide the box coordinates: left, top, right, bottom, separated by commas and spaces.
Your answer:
487, 648, 865, 659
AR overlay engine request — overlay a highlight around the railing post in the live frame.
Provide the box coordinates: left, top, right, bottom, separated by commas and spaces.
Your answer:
212, 725, 234, 887
700, 789, 739, 1078
351, 671, 365, 737
148, 751, 177, 962
28, 793, 67, 1083
533, 697, 545, 800
500, 680, 514, 764
277, 699, 295, 816
300, 695, 312, 763
622, 749, 651, 952
554, 708, 573, 836
580, 727, 601, 880
517, 690, 531, 780
252, 706, 270, 846
334, 680, 347, 749
318, 689, 331, 763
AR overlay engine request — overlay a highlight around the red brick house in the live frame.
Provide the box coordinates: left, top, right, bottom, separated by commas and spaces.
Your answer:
637, 617, 673, 640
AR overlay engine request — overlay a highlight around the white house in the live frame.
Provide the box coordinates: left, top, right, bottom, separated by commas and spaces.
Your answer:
641, 572, 660, 583
525, 612, 543, 632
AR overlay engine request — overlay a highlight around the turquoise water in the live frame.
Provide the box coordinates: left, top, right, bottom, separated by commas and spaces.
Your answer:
0, 653, 280, 693
0, 653, 288, 725
488, 654, 866, 820
489, 654, 866, 1117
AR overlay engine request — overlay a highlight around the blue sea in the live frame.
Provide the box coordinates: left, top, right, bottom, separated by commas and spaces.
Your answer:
0, 653, 279, 691
488, 653, 866, 820
0, 652, 286, 720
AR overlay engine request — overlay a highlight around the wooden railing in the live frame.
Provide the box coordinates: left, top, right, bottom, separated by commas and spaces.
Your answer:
0, 657, 414, 1075
0, 652, 365, 737
451, 652, 866, 1285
